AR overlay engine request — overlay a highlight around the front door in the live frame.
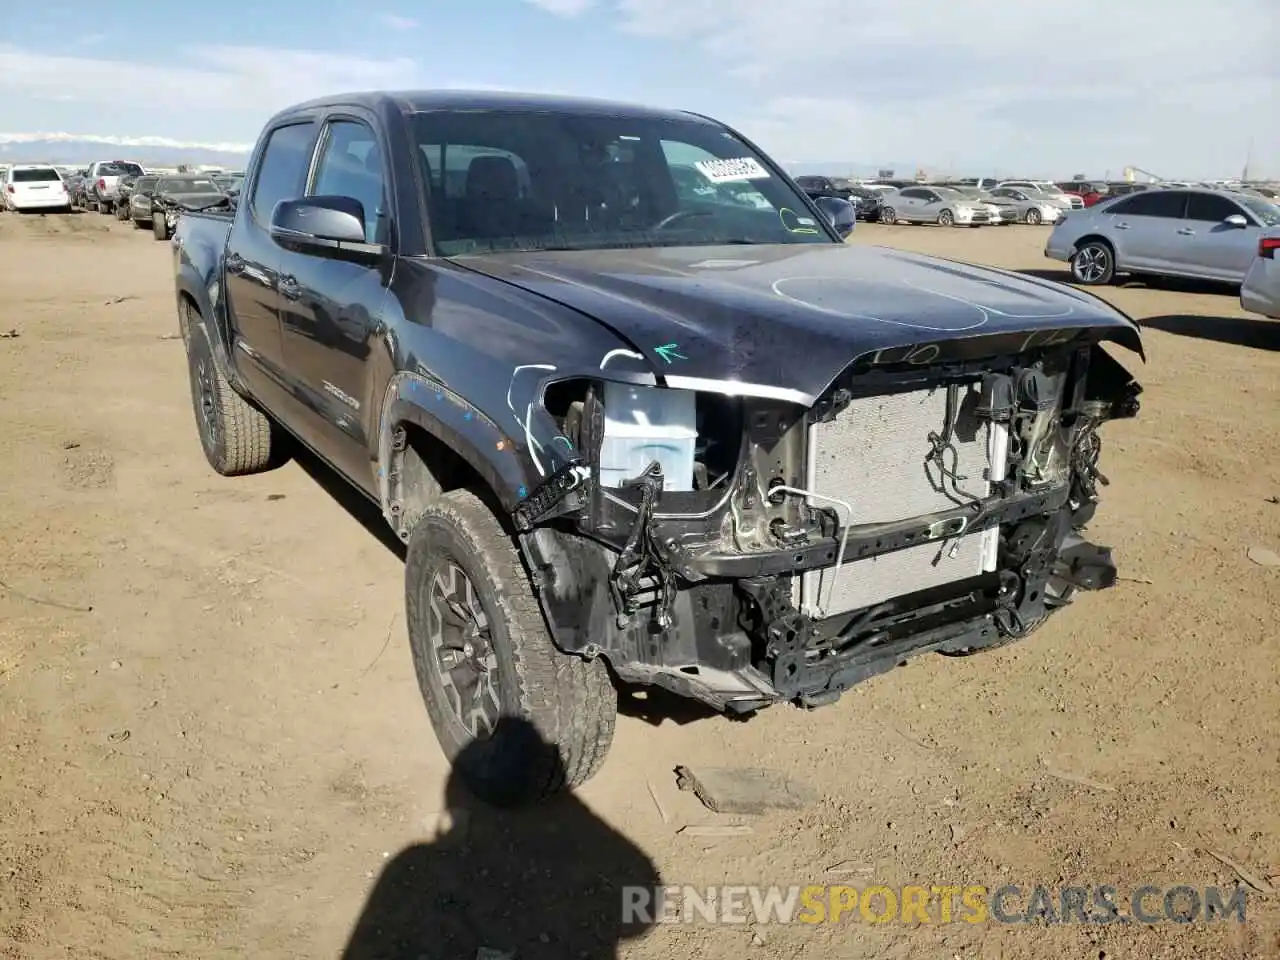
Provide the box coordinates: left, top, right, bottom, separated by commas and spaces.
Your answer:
1178, 193, 1261, 282
1103, 190, 1187, 273
277, 116, 394, 491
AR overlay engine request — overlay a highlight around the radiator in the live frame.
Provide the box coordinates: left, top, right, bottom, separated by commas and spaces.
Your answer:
798, 384, 1007, 618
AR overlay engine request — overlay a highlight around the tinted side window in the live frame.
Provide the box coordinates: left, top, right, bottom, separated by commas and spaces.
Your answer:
250, 122, 315, 223
311, 119, 386, 243
1185, 193, 1244, 223
900, 188, 922, 199
1110, 191, 1186, 218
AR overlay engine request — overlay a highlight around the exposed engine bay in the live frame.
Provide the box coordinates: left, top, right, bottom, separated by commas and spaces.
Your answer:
516, 332, 1141, 713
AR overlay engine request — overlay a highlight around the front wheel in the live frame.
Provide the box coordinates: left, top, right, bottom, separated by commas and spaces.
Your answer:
1070, 240, 1115, 285
405, 489, 617, 806
880, 206, 896, 224
938, 209, 955, 227
1024, 207, 1043, 225
153, 213, 169, 240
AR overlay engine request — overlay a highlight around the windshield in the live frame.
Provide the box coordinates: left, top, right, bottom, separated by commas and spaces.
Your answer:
12, 168, 61, 183
1239, 196, 1280, 227
157, 178, 220, 193
410, 109, 836, 254
101, 162, 144, 176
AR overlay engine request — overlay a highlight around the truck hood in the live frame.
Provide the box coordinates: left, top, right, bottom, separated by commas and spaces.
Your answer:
453, 242, 1143, 406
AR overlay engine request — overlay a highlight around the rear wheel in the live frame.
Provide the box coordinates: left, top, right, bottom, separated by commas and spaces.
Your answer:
405, 489, 617, 805
1070, 240, 1115, 285
184, 321, 276, 475
938, 209, 955, 227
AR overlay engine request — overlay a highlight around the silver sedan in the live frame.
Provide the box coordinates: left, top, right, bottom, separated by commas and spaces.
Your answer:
1044, 188, 1280, 285
1240, 227, 1280, 318
987, 187, 1067, 225
880, 186, 991, 226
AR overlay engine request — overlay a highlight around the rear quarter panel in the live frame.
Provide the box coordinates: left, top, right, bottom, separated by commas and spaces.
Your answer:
174, 212, 234, 359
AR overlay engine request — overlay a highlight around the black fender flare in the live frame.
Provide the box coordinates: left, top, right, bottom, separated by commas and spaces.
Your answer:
174, 263, 238, 377
374, 371, 582, 525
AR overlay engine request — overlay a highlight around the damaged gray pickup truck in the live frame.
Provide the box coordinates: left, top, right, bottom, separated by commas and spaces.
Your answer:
173, 91, 1143, 804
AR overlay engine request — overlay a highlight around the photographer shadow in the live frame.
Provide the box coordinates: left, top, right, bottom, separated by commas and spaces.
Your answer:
342, 717, 661, 960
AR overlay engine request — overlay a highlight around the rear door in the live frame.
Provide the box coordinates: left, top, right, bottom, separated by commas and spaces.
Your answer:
1178, 192, 1260, 281
276, 114, 393, 487
224, 120, 318, 390
1100, 190, 1187, 273
896, 188, 926, 221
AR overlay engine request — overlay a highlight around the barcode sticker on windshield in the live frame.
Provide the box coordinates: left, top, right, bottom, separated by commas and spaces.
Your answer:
694, 157, 770, 183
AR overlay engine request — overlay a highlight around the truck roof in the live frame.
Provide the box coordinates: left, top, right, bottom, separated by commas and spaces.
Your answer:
268, 89, 714, 127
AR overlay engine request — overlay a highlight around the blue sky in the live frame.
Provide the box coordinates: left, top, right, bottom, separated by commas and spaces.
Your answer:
0, 0, 1275, 177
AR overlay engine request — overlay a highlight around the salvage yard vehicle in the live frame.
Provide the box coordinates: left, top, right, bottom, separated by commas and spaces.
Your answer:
173, 90, 1143, 804
880, 185, 993, 226
83, 160, 145, 213
125, 175, 160, 226
988, 186, 1066, 225
149, 176, 229, 240
997, 180, 1084, 210
1046, 187, 1280, 286
1240, 227, 1280, 318
2, 165, 72, 213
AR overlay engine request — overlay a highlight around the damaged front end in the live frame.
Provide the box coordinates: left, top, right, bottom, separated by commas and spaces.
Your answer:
515, 331, 1141, 713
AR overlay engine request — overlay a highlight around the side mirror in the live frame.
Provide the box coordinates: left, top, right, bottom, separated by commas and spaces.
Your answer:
270, 196, 383, 258
813, 195, 856, 238
1224, 214, 1249, 228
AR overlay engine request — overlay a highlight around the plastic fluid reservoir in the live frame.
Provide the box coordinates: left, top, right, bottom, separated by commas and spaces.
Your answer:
599, 383, 697, 492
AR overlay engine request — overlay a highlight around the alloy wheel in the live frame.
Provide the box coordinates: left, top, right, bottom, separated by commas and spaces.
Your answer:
1072, 244, 1110, 283
427, 560, 501, 739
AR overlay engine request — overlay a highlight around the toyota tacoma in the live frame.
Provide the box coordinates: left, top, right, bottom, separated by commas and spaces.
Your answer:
172, 91, 1143, 804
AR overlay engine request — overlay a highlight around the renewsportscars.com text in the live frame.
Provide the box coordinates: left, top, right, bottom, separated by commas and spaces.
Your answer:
622, 884, 1250, 926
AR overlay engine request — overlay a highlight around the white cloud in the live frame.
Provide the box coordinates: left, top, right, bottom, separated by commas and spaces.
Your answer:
0, 44, 421, 138
0, 131, 251, 153
377, 12, 419, 29
611, 0, 1279, 177
523, 0, 596, 16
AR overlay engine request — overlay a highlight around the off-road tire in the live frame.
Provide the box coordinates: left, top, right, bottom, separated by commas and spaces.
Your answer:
153, 213, 169, 241
405, 489, 617, 806
184, 322, 275, 475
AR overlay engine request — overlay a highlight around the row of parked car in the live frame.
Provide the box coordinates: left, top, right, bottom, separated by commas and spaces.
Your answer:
1, 161, 244, 238
793, 175, 1280, 232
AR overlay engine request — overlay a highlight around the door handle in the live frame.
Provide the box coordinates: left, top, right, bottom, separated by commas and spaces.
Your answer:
278, 276, 302, 300
1176, 228, 1195, 236
1114, 222, 1129, 230
225, 252, 245, 274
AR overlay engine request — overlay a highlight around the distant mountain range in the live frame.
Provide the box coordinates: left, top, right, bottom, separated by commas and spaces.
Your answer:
0, 133, 251, 169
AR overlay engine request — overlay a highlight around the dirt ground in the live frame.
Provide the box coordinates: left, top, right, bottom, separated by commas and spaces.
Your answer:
1, 209, 1277, 960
